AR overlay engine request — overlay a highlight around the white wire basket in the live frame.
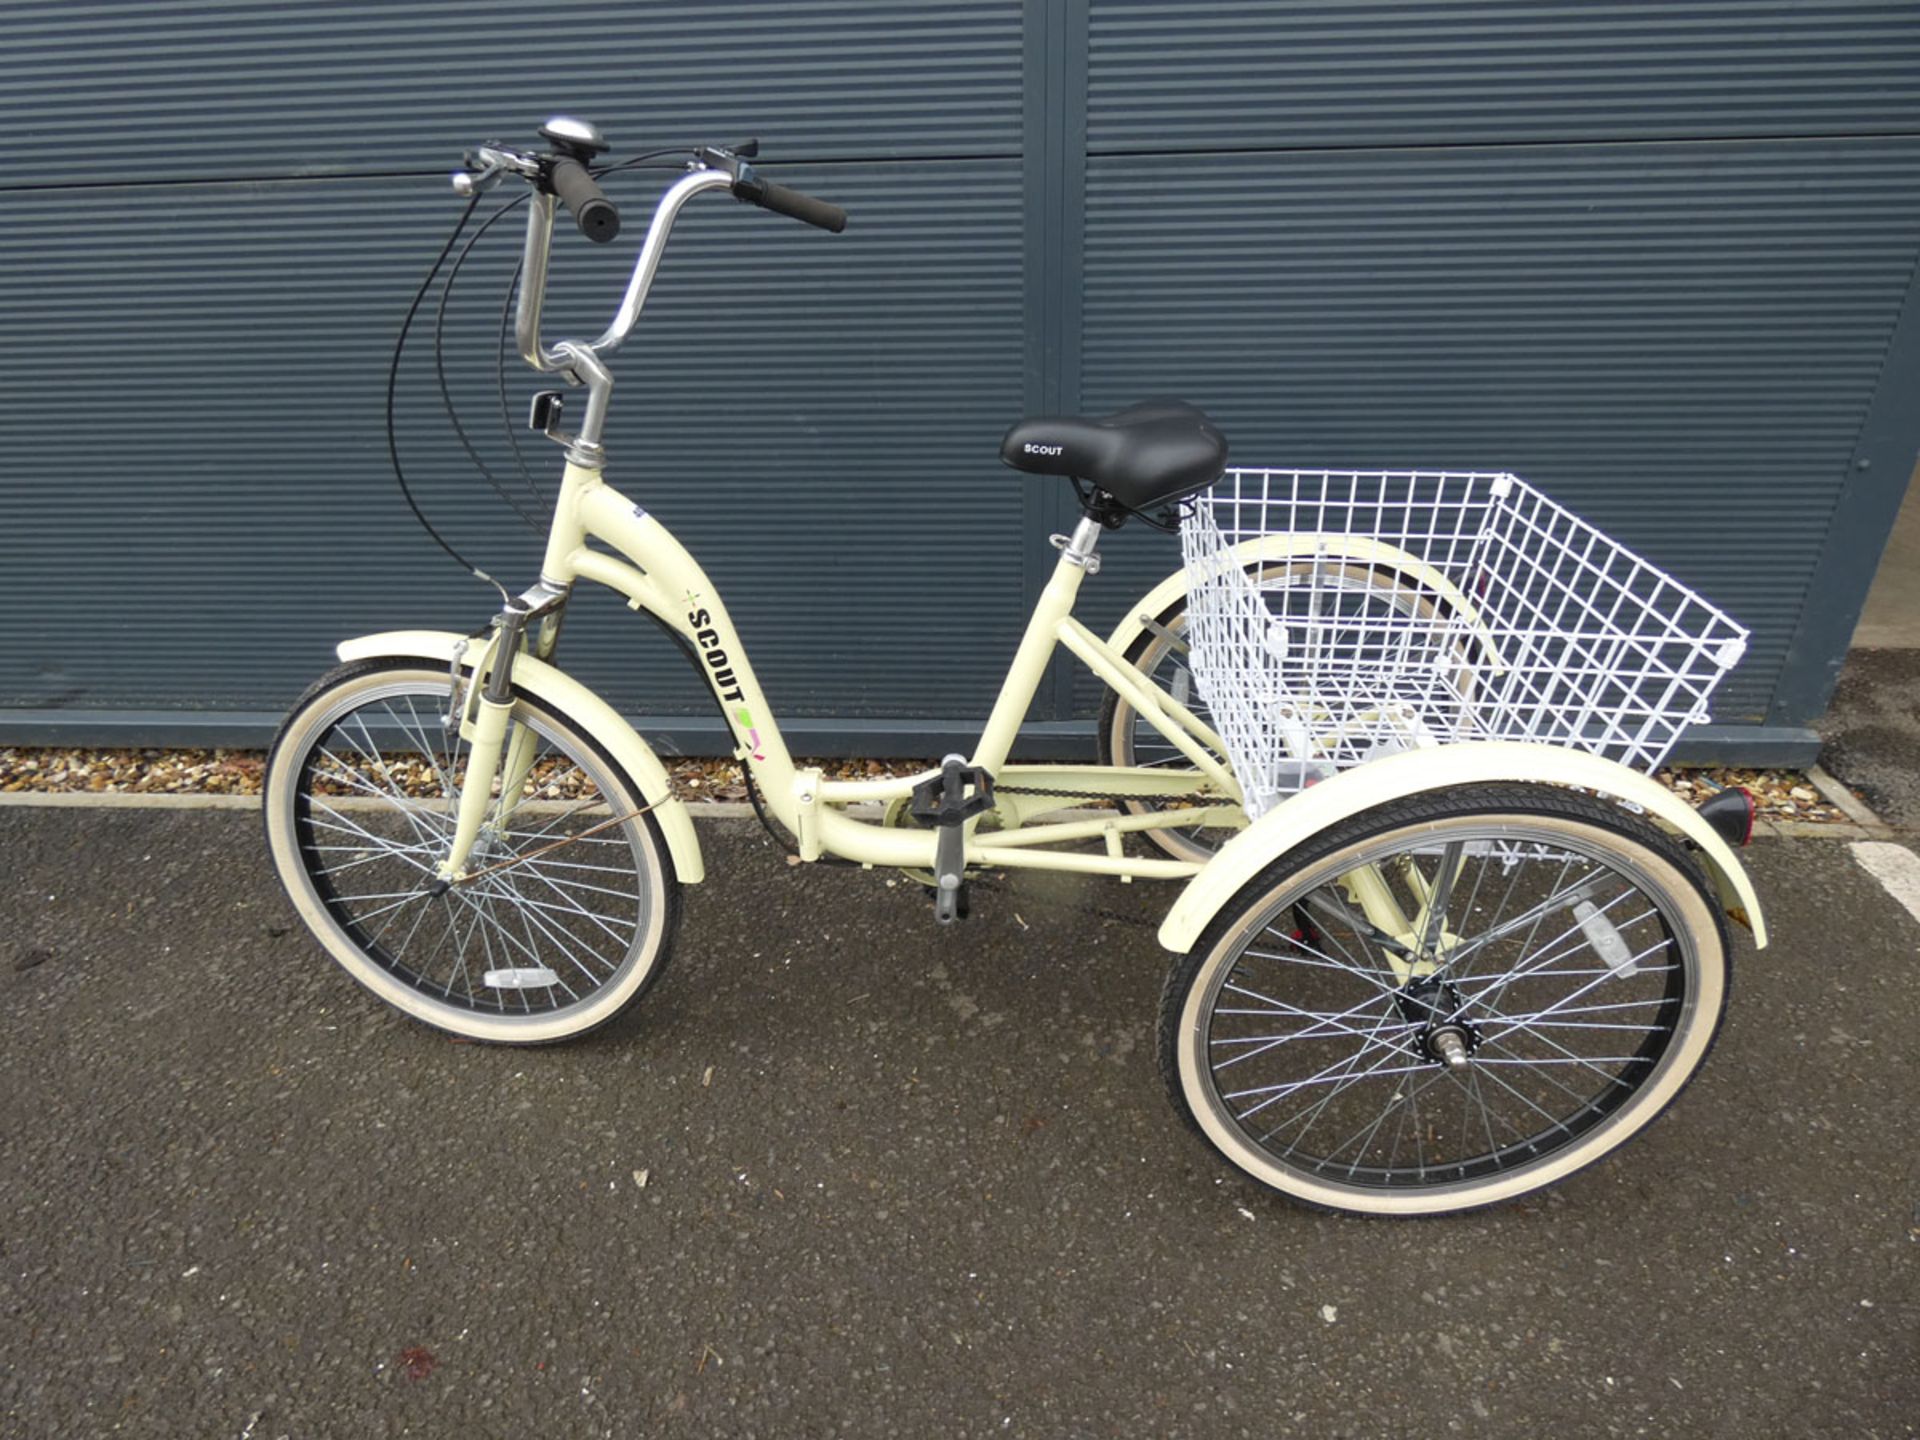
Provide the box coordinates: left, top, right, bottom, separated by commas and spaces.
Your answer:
1178, 469, 1750, 820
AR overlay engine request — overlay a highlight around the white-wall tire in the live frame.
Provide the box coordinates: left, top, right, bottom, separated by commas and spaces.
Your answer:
263, 660, 680, 1045
1158, 783, 1730, 1216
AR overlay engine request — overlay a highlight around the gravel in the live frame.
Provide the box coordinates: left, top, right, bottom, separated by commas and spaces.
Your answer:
0, 745, 1854, 824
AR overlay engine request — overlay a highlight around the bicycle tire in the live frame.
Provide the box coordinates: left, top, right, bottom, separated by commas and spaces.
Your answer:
263, 658, 681, 1044
1158, 782, 1731, 1216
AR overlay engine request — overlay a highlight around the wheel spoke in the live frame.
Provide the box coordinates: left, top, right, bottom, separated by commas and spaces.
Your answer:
1457, 890, 1655, 1021
469, 873, 619, 982
396, 695, 459, 798
386, 887, 439, 970
451, 887, 587, 998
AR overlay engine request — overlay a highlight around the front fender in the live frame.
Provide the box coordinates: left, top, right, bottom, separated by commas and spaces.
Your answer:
1157, 741, 1766, 953
335, 629, 704, 884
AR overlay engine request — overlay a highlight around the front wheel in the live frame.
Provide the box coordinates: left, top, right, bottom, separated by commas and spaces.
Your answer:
1159, 783, 1730, 1216
263, 659, 680, 1044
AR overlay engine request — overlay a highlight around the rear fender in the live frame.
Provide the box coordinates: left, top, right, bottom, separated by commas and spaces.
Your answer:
335, 629, 704, 884
1157, 741, 1766, 953
1104, 533, 1499, 665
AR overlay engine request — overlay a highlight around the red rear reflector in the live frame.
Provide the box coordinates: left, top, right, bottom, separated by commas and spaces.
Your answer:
1695, 785, 1756, 848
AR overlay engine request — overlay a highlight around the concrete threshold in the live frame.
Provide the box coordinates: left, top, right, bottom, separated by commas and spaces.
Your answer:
1806, 764, 1895, 837
0, 791, 263, 812
0, 791, 770, 818
0, 786, 1897, 842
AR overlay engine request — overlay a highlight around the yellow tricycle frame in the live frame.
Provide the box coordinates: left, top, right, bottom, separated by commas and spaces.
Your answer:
430, 458, 1247, 886
340, 456, 1765, 955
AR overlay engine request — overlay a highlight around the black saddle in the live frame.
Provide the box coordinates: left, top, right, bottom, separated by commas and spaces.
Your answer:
999, 399, 1228, 512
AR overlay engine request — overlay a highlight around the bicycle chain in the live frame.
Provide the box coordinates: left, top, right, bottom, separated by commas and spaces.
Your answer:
990, 782, 1226, 804
971, 782, 1234, 932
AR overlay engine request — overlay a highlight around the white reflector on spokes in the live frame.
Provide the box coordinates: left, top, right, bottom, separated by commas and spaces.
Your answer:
483, 966, 560, 989
1572, 900, 1638, 977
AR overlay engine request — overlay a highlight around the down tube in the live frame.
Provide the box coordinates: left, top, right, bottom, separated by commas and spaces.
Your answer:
574, 485, 802, 831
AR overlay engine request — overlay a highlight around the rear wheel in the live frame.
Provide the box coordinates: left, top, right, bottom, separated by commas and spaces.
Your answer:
263, 659, 680, 1044
1159, 784, 1730, 1215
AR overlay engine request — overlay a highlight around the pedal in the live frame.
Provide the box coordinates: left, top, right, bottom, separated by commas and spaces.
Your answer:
910, 755, 994, 924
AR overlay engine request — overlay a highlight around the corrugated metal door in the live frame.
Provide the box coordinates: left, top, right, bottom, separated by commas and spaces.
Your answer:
0, 2, 1030, 745
1072, 1, 1920, 750
3, 1, 1918, 758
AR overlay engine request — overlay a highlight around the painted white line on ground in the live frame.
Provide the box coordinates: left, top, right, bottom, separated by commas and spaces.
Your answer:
1848, 842, 1920, 930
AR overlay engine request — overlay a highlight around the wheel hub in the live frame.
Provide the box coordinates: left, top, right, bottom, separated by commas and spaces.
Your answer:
1426, 1025, 1474, 1072
1396, 978, 1480, 1070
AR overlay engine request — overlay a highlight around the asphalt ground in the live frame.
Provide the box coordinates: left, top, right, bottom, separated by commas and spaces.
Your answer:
2, 810, 1915, 1439
1820, 648, 1920, 830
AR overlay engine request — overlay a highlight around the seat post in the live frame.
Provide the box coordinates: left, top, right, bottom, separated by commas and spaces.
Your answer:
1058, 512, 1104, 569
972, 512, 1104, 775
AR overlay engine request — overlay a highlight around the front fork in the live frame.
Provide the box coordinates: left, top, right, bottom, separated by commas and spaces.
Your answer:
434, 585, 570, 881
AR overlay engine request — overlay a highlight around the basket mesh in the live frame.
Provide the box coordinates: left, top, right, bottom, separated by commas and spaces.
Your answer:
1178, 469, 1749, 819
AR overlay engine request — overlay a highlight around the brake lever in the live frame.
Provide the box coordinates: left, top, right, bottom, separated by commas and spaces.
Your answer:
691, 144, 740, 178
451, 143, 540, 197
691, 139, 762, 179
450, 161, 505, 198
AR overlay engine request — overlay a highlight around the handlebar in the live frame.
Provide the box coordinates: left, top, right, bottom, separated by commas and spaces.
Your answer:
586, 168, 738, 359
454, 122, 847, 452
549, 158, 620, 244
731, 174, 847, 233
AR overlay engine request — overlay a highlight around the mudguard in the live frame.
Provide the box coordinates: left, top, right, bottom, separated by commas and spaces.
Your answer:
1104, 533, 1499, 664
335, 629, 705, 884
1157, 741, 1767, 953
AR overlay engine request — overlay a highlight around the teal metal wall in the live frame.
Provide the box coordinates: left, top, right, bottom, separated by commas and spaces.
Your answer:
3, 2, 1917, 761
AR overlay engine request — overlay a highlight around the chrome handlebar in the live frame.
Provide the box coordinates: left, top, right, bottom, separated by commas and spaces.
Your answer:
456, 145, 735, 380
590, 168, 735, 357
451, 125, 835, 458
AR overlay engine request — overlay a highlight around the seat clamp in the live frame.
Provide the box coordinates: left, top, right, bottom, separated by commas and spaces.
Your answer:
1049, 533, 1101, 573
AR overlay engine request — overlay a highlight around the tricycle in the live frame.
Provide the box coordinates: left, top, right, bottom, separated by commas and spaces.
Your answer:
263, 118, 1766, 1216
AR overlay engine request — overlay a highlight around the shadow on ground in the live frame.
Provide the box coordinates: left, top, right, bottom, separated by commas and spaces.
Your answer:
1818, 649, 1920, 829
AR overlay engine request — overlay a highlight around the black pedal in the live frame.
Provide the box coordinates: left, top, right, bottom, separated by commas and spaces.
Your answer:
909, 757, 994, 827
911, 756, 993, 925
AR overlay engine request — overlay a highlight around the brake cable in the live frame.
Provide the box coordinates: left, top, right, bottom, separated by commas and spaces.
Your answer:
435, 192, 547, 532
386, 191, 509, 595
387, 148, 686, 585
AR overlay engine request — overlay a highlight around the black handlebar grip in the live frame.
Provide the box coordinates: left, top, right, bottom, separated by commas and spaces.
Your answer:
737, 177, 848, 234
550, 158, 620, 244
